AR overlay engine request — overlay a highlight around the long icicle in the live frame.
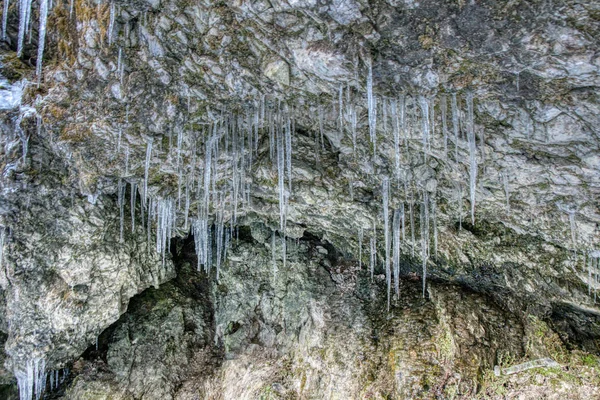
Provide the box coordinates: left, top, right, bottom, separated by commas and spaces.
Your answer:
466, 91, 477, 224
382, 177, 391, 310
36, 0, 49, 84
392, 208, 401, 296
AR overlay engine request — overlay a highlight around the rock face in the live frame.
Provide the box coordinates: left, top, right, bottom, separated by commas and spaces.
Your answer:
0, 0, 599, 399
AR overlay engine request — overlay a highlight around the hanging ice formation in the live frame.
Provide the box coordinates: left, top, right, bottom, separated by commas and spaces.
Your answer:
36, 0, 49, 83
108, 2, 116, 45
0, 226, 5, 269
418, 95, 430, 160
440, 94, 448, 159
1, 0, 8, 41
366, 56, 377, 157
370, 220, 376, 281
14, 358, 46, 400
17, 0, 33, 57
588, 250, 600, 300
382, 177, 391, 309
392, 208, 401, 296
118, 179, 125, 243
420, 191, 430, 297
143, 139, 153, 206
358, 227, 363, 270
466, 91, 477, 224
451, 93, 459, 159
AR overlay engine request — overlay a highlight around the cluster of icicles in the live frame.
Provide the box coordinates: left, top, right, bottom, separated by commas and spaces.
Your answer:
2, 0, 50, 85
13, 358, 69, 400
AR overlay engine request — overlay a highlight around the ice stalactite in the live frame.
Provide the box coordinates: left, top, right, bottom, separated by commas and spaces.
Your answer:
36, 0, 49, 84
451, 93, 459, 160
418, 95, 430, 160
272, 232, 277, 278
409, 192, 415, 257
466, 91, 477, 224
285, 112, 292, 194
382, 177, 391, 309
15, 358, 46, 400
366, 56, 377, 158
130, 182, 137, 233
276, 111, 287, 269
338, 84, 344, 135
156, 198, 174, 265
421, 191, 430, 298
2, 0, 8, 41
108, 2, 116, 45
0, 225, 5, 264
118, 179, 125, 243
441, 94, 448, 159
391, 98, 401, 178
143, 139, 153, 207
370, 220, 376, 281
358, 227, 363, 270
392, 208, 401, 296
215, 193, 225, 281
431, 198, 438, 258
17, 0, 33, 57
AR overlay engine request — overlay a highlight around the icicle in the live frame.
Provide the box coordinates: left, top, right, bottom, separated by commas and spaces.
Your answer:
409, 195, 415, 257
143, 139, 153, 206
432, 199, 438, 258
155, 198, 174, 264
369, 233, 375, 281
338, 84, 344, 135
69, 0, 74, 17
36, 0, 49, 84
401, 203, 406, 242
429, 97, 435, 151
451, 93, 459, 159
184, 179, 190, 231
418, 95, 429, 160
466, 91, 477, 224
17, 0, 33, 57
391, 98, 400, 177
399, 95, 407, 155
285, 113, 292, 195
277, 117, 286, 236
107, 2, 116, 45
118, 179, 125, 243
441, 94, 448, 159
588, 251, 591, 296
366, 56, 377, 156
2, 0, 8, 41
382, 177, 391, 310
421, 191, 430, 298
215, 193, 224, 281
458, 182, 463, 231
568, 211, 576, 249
15, 358, 46, 400
0, 226, 6, 270
130, 182, 137, 233
358, 227, 363, 270
392, 208, 401, 296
